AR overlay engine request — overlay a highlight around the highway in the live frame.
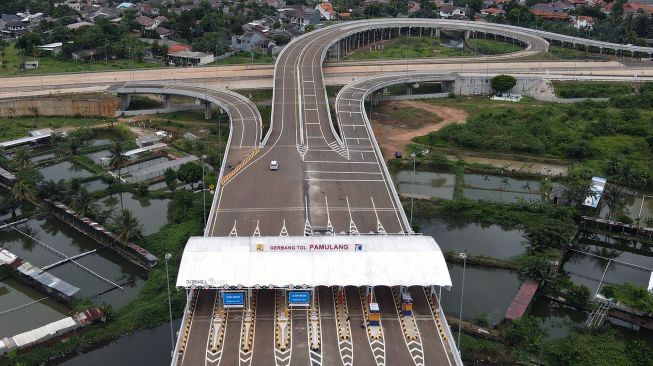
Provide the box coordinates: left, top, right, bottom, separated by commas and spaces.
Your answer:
169, 19, 653, 366
15, 19, 643, 366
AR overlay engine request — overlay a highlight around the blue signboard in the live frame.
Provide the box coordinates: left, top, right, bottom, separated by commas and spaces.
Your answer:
222, 292, 244, 308
288, 291, 310, 306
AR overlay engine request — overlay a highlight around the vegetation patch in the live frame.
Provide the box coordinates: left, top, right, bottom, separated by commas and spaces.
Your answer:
343, 35, 472, 60
466, 38, 523, 55
552, 81, 635, 98
602, 283, 653, 314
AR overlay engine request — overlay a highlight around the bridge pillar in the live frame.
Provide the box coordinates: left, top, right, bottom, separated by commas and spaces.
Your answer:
120, 94, 130, 110
406, 84, 413, 95
164, 94, 172, 111
435, 28, 440, 38
204, 101, 212, 120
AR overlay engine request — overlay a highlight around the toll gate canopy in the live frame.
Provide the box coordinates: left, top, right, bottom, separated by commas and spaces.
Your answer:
176, 236, 452, 289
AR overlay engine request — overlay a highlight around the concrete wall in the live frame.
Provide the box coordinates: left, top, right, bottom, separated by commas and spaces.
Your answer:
0, 97, 119, 118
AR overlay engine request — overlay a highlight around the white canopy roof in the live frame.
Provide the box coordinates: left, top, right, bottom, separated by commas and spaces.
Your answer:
176, 235, 452, 288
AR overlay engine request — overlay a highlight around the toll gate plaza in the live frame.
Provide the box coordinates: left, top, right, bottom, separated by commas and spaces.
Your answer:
174, 236, 462, 366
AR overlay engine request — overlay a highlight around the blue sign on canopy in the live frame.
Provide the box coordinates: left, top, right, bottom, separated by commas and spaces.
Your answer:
288, 291, 310, 306
223, 292, 244, 307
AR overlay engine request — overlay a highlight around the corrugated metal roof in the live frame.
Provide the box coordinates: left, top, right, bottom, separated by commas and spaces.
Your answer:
176, 236, 452, 288
124, 142, 167, 157
0, 166, 16, 181
0, 248, 17, 265
0, 134, 51, 148
505, 279, 539, 320
11, 317, 77, 348
16, 260, 80, 298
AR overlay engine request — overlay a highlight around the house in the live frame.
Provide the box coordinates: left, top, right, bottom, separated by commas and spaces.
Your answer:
89, 7, 122, 22
316, 2, 336, 20
623, 2, 653, 14
66, 21, 93, 30
116, 2, 135, 9
481, 7, 504, 16
439, 4, 466, 18
574, 15, 594, 28
530, 1, 573, 14
155, 27, 171, 39
2, 20, 29, 37
408, 1, 421, 13
167, 43, 192, 53
530, 2, 573, 19
168, 50, 215, 66
136, 133, 163, 147
135, 15, 156, 29
36, 42, 63, 55
283, 7, 321, 28
231, 31, 267, 52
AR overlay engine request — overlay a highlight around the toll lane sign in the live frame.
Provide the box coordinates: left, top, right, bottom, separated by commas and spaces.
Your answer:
288, 291, 310, 307
223, 292, 244, 308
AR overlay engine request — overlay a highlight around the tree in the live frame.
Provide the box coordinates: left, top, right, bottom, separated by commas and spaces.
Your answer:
503, 316, 546, 355
566, 284, 591, 308
164, 168, 177, 192
490, 74, 517, 94
12, 180, 36, 202
524, 217, 575, 251
519, 256, 552, 283
177, 162, 202, 190
38, 179, 68, 202
72, 188, 96, 217
12, 149, 31, 169
112, 209, 143, 243
108, 142, 129, 183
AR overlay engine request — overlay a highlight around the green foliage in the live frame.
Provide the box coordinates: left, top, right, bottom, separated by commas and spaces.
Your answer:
518, 256, 552, 283
541, 331, 634, 366
176, 162, 202, 189
343, 36, 472, 61
111, 209, 143, 243
552, 81, 635, 98
502, 316, 546, 355
466, 38, 523, 55
168, 190, 203, 224
602, 283, 653, 313
490, 74, 517, 94
164, 168, 177, 192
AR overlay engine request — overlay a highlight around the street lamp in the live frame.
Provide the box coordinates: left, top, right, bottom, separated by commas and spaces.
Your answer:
410, 152, 417, 229
164, 253, 174, 358
201, 154, 207, 229
457, 252, 468, 356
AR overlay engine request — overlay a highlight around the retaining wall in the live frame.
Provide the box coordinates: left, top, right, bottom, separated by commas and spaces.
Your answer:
0, 97, 119, 118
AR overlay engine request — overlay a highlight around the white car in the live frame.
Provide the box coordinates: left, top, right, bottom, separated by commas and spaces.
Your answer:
270, 161, 279, 170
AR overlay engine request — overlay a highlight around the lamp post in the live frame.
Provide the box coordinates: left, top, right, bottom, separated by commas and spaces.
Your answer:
457, 252, 467, 356
165, 253, 174, 358
410, 152, 417, 229
202, 154, 207, 229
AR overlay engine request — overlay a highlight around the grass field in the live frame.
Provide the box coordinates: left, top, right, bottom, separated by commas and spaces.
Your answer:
411, 96, 653, 181
0, 44, 162, 76
343, 36, 473, 60
0, 116, 111, 141
552, 81, 635, 98
466, 38, 523, 55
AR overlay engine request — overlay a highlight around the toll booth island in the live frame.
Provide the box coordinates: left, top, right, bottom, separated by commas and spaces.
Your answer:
173, 235, 463, 366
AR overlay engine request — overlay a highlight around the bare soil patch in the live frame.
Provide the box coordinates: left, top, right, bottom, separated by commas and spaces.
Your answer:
371, 100, 468, 159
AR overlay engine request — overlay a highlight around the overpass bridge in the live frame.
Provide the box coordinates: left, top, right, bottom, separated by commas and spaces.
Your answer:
142, 19, 653, 366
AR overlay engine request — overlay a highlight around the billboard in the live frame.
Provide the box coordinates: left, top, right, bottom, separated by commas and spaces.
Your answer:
583, 177, 607, 208
222, 291, 245, 308
288, 291, 310, 306
253, 243, 364, 252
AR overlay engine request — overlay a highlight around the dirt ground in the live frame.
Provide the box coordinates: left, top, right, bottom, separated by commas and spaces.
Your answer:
371, 100, 468, 159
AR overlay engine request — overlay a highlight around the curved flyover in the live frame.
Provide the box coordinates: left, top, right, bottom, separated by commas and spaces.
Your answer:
205, 18, 653, 239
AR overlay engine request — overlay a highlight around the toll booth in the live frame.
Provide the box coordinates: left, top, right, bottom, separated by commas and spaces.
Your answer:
288, 290, 311, 307
369, 302, 380, 326
222, 291, 245, 308
401, 290, 413, 316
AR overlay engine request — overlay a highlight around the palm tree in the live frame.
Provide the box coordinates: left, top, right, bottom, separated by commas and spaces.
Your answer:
12, 180, 35, 202
12, 149, 31, 169
72, 188, 96, 217
602, 183, 627, 220
112, 209, 143, 243
38, 179, 68, 202
109, 142, 129, 181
